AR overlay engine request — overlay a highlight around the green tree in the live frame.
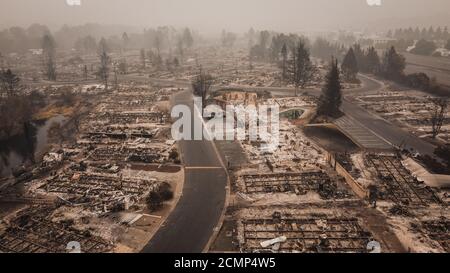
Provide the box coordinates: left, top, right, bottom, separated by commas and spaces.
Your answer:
410, 39, 437, 56
445, 39, 450, 50
352, 44, 366, 72
380, 46, 405, 80
365, 47, 381, 74
317, 57, 342, 118
341, 48, 358, 81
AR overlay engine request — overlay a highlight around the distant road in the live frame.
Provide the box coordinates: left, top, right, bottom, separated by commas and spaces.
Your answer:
141, 89, 227, 253
403, 52, 450, 88
121, 73, 438, 157
213, 74, 438, 157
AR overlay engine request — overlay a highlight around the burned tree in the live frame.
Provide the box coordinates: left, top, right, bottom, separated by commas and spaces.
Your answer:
221, 30, 237, 48
153, 30, 164, 57
183, 28, 194, 49
83, 65, 88, 80
140, 48, 146, 69
42, 34, 57, 81
176, 37, 184, 63
430, 98, 448, 139
281, 43, 288, 81
288, 41, 316, 96
98, 37, 109, 55
98, 46, 111, 91
0, 69, 20, 98
192, 70, 214, 107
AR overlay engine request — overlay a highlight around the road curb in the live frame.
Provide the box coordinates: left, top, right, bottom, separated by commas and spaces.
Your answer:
202, 140, 232, 253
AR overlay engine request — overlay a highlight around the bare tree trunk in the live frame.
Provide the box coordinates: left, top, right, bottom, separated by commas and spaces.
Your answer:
431, 98, 448, 139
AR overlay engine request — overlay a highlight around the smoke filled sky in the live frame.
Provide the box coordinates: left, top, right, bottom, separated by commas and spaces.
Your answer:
1, 0, 449, 32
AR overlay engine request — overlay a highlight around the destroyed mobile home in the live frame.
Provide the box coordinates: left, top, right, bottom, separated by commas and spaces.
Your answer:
209, 92, 449, 254
0, 85, 183, 253
0, 24, 449, 255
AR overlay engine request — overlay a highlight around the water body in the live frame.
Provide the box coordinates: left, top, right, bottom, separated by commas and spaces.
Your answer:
0, 115, 67, 178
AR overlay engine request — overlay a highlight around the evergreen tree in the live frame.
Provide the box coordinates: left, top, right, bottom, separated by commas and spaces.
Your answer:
387, 30, 393, 38
365, 47, 380, 74
436, 27, 443, 40
352, 44, 366, 72
443, 27, 450, 40
414, 27, 421, 39
381, 46, 405, 80
410, 39, 437, 56
317, 57, 342, 118
428, 26, 435, 40
445, 39, 450, 51
341, 47, 358, 81
288, 41, 315, 96
421, 28, 428, 39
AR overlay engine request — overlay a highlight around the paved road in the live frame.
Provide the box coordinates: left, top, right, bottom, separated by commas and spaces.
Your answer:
334, 115, 393, 150
141, 90, 227, 253
403, 52, 450, 88
341, 98, 437, 156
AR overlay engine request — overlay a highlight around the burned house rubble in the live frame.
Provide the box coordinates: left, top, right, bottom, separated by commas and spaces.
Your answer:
210, 91, 449, 254
354, 91, 450, 144
1, 21, 449, 255
0, 85, 183, 253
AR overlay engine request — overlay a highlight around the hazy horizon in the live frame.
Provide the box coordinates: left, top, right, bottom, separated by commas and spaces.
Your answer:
0, 0, 449, 34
